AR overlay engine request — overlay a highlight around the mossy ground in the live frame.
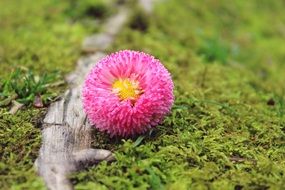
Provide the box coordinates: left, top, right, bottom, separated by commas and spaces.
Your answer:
0, 0, 113, 189
1, 0, 285, 190
74, 0, 285, 189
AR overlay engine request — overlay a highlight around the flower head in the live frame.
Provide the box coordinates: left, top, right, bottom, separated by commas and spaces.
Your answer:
82, 50, 174, 137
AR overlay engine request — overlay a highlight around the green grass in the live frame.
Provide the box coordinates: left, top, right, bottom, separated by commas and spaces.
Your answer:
0, 69, 61, 106
0, 0, 114, 189
73, 0, 285, 189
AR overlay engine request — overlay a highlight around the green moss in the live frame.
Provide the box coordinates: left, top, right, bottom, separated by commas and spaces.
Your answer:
0, 0, 115, 77
73, 0, 285, 189
0, 108, 45, 189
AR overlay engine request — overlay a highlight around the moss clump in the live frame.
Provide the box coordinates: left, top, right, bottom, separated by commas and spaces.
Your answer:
0, 108, 45, 190
73, 0, 285, 189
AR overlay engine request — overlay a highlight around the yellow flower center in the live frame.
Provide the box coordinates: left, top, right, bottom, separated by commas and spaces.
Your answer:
112, 78, 142, 101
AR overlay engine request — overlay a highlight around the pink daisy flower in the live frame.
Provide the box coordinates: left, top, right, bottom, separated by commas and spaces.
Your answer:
82, 50, 174, 137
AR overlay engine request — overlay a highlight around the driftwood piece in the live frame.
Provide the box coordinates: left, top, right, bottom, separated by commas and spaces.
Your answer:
36, 5, 131, 189
35, 53, 114, 190
36, 1, 154, 189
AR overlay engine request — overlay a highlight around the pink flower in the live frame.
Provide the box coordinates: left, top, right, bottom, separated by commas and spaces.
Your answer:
82, 50, 174, 137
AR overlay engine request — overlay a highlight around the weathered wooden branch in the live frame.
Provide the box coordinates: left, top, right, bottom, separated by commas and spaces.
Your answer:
35, 1, 153, 189
35, 54, 114, 190
35, 9, 130, 189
